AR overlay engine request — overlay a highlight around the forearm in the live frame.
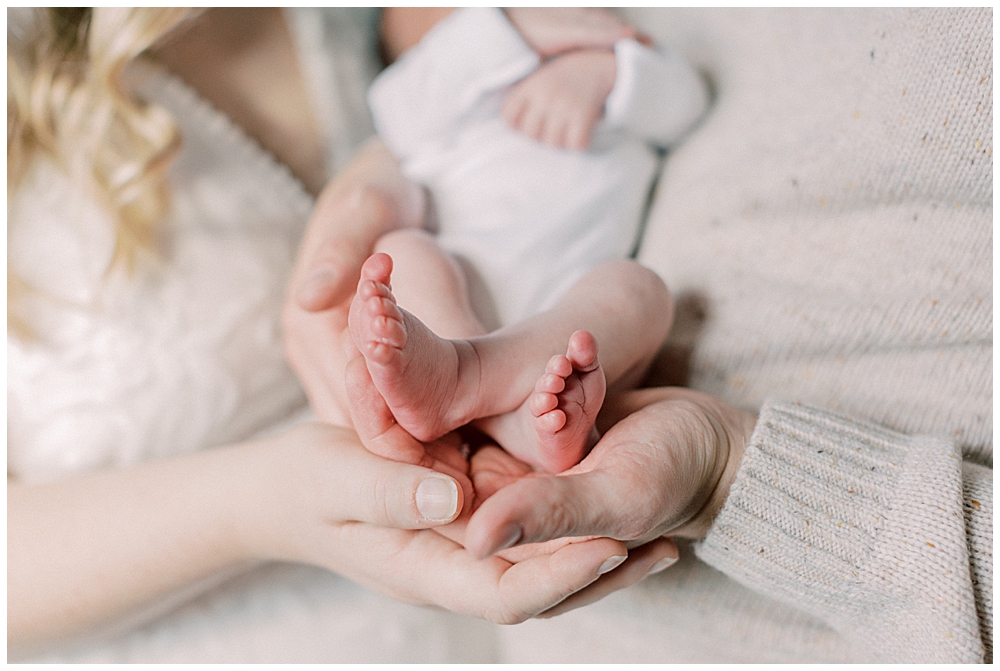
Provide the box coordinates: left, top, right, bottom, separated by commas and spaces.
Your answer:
8, 441, 268, 651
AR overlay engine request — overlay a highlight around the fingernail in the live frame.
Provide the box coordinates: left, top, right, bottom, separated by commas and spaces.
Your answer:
489, 522, 523, 556
646, 556, 678, 576
416, 475, 459, 522
597, 555, 627, 575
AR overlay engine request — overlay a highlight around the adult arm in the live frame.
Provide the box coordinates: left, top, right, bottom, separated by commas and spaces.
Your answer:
697, 399, 991, 663
465, 390, 991, 662
7, 423, 463, 651
8, 422, 628, 653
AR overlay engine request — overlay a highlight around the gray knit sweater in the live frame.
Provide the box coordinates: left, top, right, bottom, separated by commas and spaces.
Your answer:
630, 7, 992, 663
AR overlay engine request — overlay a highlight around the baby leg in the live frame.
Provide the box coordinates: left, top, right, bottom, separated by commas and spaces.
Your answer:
476, 259, 673, 472
348, 230, 490, 444
349, 251, 672, 471
373, 229, 487, 340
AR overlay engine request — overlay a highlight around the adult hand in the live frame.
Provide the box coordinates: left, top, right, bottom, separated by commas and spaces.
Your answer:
244, 422, 630, 624
282, 139, 425, 424
461, 387, 757, 613
422, 439, 679, 618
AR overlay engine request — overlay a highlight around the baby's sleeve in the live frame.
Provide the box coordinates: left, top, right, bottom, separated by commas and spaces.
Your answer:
603, 39, 710, 149
368, 7, 539, 161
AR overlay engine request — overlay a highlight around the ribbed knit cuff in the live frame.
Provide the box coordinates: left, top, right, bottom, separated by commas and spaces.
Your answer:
696, 398, 983, 663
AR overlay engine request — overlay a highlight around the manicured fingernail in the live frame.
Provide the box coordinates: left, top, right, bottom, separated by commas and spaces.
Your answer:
416, 475, 459, 522
646, 556, 678, 576
489, 522, 523, 556
598, 555, 627, 575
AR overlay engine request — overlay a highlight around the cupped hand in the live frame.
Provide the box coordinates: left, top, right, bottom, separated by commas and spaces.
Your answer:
245, 422, 630, 624
463, 387, 758, 560
430, 439, 680, 618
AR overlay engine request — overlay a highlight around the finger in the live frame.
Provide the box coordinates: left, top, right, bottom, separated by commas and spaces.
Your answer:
488, 537, 628, 623
501, 87, 529, 129
565, 110, 595, 151
424, 433, 470, 475
468, 444, 533, 502
424, 438, 475, 518
332, 447, 465, 528
516, 99, 547, 142
537, 537, 679, 618
465, 468, 629, 558
295, 237, 365, 311
538, 106, 570, 148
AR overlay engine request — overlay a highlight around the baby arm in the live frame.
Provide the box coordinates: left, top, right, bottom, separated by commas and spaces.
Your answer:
501, 49, 617, 151
503, 36, 710, 152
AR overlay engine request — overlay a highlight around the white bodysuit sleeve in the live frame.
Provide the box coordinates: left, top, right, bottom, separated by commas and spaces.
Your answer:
368, 7, 539, 161
603, 38, 710, 149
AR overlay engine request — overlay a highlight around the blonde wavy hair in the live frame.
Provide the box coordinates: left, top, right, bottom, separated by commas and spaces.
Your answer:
8, 7, 190, 336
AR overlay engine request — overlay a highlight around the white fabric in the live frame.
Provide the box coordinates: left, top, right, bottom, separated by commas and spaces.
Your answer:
368, 7, 707, 326
7, 62, 312, 483
10, 7, 991, 664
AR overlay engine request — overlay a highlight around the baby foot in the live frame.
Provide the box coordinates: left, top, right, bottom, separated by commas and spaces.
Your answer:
348, 253, 479, 442
529, 330, 606, 473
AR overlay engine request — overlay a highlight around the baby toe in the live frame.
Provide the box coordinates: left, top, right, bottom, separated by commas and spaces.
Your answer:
536, 409, 567, 434
545, 354, 573, 378
536, 372, 567, 395
530, 390, 559, 417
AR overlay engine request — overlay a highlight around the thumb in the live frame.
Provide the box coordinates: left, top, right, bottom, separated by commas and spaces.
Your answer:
336, 451, 465, 528
295, 237, 365, 312
464, 468, 628, 559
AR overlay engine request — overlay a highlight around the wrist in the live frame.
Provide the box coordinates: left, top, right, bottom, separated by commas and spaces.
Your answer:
674, 402, 756, 539
221, 435, 303, 564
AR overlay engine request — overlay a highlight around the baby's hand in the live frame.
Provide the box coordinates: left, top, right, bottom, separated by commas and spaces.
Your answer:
502, 49, 616, 151
505, 8, 636, 58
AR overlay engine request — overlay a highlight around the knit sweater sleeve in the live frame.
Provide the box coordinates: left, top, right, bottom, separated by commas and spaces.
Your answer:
696, 398, 992, 663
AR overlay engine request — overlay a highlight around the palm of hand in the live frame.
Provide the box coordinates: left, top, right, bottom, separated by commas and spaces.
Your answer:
462, 388, 756, 557
434, 443, 598, 563
314, 438, 626, 624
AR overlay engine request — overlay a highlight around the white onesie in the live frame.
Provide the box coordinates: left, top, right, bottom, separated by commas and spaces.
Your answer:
369, 8, 708, 326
